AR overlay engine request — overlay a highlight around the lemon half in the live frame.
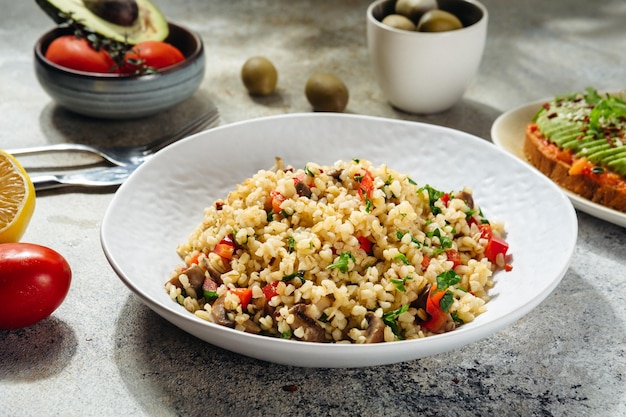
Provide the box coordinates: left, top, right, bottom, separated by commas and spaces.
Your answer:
0, 150, 36, 243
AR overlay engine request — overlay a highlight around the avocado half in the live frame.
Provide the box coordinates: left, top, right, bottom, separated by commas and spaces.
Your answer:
36, 0, 169, 44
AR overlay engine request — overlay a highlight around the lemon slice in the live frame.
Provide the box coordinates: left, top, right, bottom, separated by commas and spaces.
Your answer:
0, 150, 36, 243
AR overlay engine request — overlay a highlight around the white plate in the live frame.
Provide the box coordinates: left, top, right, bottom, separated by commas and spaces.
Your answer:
101, 113, 577, 368
491, 96, 626, 228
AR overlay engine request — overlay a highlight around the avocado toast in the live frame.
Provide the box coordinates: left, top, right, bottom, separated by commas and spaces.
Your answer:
524, 87, 626, 213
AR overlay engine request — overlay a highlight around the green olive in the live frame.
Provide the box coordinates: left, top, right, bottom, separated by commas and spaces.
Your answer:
241, 56, 278, 96
305, 72, 349, 113
394, 0, 437, 23
417, 10, 463, 32
381, 14, 416, 31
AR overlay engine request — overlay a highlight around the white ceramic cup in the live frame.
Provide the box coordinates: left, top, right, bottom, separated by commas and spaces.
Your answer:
367, 0, 488, 114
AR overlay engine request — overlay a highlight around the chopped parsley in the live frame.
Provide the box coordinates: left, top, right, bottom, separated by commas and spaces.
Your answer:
436, 270, 461, 289
394, 253, 410, 265
382, 305, 409, 338
282, 270, 306, 283
326, 252, 355, 273
419, 184, 446, 214
391, 276, 413, 292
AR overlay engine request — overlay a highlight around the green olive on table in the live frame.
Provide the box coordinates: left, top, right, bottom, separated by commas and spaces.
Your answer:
394, 0, 437, 22
417, 10, 463, 32
381, 14, 416, 31
305, 72, 349, 113
241, 56, 278, 96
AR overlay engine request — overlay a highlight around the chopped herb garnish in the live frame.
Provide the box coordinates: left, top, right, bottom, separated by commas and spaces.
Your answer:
266, 210, 273, 222
394, 253, 410, 265
382, 305, 409, 338
287, 236, 296, 253
451, 312, 464, 325
326, 252, 356, 273
282, 270, 306, 283
439, 291, 454, 312
407, 177, 417, 186
304, 165, 314, 177
365, 196, 373, 213
391, 276, 413, 292
281, 330, 293, 339
436, 270, 461, 289
419, 184, 445, 214
203, 290, 219, 301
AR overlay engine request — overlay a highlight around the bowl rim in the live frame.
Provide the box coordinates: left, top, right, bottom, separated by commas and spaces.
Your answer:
34, 21, 204, 80
367, 0, 488, 36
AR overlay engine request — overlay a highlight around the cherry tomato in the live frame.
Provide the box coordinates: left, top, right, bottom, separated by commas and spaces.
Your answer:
0, 243, 72, 329
45, 35, 115, 73
122, 41, 185, 72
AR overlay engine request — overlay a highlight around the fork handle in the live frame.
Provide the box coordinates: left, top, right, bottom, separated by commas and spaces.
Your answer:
7, 143, 101, 158
30, 175, 65, 191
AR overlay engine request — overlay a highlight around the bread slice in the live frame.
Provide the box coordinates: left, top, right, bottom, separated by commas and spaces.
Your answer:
524, 123, 626, 212
523, 88, 626, 213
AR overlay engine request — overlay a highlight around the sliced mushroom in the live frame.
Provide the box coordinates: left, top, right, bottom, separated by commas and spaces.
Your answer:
202, 256, 225, 284
295, 181, 312, 198
288, 304, 326, 343
184, 264, 206, 294
457, 191, 475, 209
364, 312, 385, 343
411, 283, 432, 323
210, 295, 235, 328
326, 168, 343, 180
166, 275, 182, 289
241, 319, 262, 334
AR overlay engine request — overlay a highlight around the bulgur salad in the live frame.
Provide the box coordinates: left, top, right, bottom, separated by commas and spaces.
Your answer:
165, 158, 511, 343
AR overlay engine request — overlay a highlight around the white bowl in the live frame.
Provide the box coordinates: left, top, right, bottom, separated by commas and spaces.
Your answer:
101, 113, 577, 368
367, 0, 488, 114
34, 23, 205, 119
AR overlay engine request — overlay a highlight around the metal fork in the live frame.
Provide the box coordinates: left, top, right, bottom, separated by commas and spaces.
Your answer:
31, 164, 140, 191
8, 107, 220, 167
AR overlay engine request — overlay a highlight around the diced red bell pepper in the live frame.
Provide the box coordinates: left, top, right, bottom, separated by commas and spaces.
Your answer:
479, 223, 510, 265
230, 288, 252, 309
422, 284, 448, 332
421, 255, 431, 270
188, 252, 202, 265
484, 236, 509, 264
440, 193, 451, 207
357, 169, 374, 202
445, 249, 462, 269
213, 235, 236, 260
262, 281, 280, 300
478, 223, 492, 240
357, 236, 374, 255
270, 190, 286, 214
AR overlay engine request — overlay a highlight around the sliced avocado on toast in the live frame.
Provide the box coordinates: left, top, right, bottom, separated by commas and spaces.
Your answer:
36, 0, 168, 44
533, 87, 626, 177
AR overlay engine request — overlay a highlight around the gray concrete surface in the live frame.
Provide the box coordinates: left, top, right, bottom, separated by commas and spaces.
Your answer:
1, 1, 625, 416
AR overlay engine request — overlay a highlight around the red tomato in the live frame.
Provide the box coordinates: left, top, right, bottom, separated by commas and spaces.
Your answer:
45, 35, 115, 73
122, 41, 185, 72
0, 243, 72, 329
